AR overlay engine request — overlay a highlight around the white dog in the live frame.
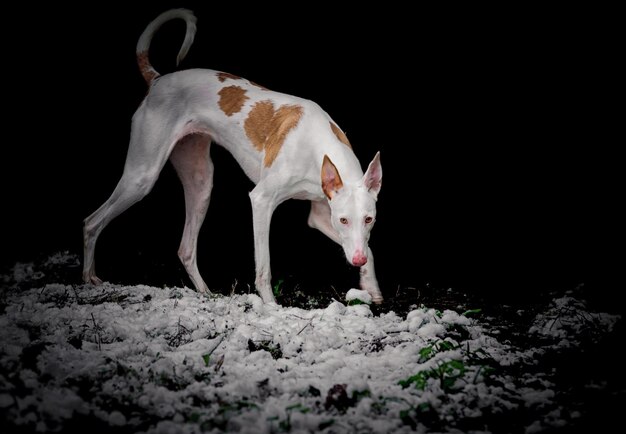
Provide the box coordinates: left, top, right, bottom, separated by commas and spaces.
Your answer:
83, 9, 383, 304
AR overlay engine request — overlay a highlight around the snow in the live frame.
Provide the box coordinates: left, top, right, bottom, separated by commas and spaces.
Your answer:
345, 288, 372, 304
529, 294, 620, 348
0, 252, 621, 433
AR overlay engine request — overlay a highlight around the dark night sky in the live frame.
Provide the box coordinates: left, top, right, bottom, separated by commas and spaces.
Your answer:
2, 3, 621, 303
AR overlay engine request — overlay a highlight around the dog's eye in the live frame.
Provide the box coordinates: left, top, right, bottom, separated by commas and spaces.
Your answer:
364, 216, 374, 224
340, 217, 349, 225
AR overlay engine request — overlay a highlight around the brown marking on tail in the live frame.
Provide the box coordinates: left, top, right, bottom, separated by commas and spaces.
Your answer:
218, 86, 249, 116
244, 101, 304, 167
137, 51, 160, 84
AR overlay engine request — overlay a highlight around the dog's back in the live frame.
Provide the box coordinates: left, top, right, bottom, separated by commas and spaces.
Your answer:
139, 68, 359, 188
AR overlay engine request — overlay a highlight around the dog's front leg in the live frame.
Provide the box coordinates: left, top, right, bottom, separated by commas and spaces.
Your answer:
249, 186, 279, 304
360, 248, 383, 304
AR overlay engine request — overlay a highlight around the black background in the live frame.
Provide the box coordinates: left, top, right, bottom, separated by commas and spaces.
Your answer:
2, 3, 621, 304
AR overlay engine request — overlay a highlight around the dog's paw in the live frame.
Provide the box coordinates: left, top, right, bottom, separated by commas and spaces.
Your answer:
360, 279, 383, 304
84, 275, 103, 286
371, 295, 384, 305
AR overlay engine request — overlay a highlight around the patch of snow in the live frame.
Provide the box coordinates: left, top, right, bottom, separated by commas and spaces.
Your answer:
519, 387, 555, 407
0, 252, 621, 433
345, 288, 372, 304
108, 410, 127, 426
0, 393, 14, 408
43, 251, 80, 267
529, 295, 620, 347
0, 283, 529, 432
11, 262, 44, 283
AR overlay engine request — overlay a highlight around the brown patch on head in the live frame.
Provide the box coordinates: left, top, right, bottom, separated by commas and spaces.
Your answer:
217, 72, 241, 82
218, 85, 249, 116
330, 122, 352, 149
244, 101, 304, 167
137, 51, 160, 84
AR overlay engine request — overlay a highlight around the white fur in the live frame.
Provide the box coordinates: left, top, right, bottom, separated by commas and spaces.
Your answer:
83, 9, 383, 304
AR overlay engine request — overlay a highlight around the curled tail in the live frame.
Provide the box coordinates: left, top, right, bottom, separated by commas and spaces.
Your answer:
136, 9, 197, 85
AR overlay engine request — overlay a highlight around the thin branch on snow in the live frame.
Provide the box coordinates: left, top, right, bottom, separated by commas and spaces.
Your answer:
91, 312, 102, 351
297, 316, 316, 336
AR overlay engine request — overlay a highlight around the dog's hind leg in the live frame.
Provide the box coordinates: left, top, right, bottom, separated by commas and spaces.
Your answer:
82, 111, 175, 286
169, 133, 213, 294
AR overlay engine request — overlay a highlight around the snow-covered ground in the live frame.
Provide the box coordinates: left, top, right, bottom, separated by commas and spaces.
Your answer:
0, 253, 621, 433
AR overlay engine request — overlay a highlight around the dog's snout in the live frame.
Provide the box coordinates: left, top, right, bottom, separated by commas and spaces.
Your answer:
351, 252, 368, 267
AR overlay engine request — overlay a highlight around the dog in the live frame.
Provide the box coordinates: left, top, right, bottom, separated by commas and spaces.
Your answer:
83, 9, 383, 304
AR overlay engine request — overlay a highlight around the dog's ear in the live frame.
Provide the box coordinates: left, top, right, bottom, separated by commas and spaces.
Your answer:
363, 151, 382, 197
321, 155, 344, 199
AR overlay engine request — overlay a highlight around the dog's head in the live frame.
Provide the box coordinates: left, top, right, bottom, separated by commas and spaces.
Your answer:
322, 152, 382, 267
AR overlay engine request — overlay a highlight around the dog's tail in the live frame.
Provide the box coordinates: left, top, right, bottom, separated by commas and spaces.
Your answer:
136, 9, 197, 85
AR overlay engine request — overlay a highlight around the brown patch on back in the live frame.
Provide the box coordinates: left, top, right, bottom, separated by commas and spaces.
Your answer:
244, 101, 304, 167
217, 72, 241, 82
137, 51, 160, 84
330, 122, 352, 149
244, 101, 275, 151
217, 71, 267, 90
218, 85, 249, 116
264, 105, 304, 166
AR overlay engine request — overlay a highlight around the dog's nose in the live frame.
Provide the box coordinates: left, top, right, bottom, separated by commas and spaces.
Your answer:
351, 252, 368, 267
